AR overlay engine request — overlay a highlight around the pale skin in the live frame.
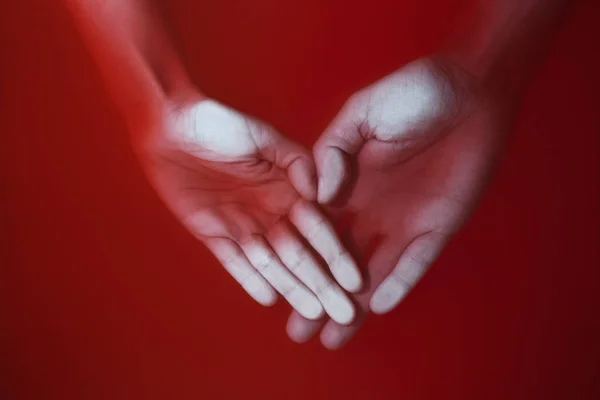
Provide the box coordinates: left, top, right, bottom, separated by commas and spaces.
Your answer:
148, 98, 363, 323
287, 0, 574, 348
288, 56, 509, 348
66, 0, 363, 325
66, 0, 573, 349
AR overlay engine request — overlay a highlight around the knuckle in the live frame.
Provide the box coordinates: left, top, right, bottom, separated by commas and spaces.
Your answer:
326, 249, 348, 272
279, 281, 301, 299
253, 252, 276, 273
314, 279, 336, 299
286, 254, 305, 275
391, 271, 413, 289
409, 250, 430, 268
239, 271, 259, 288
305, 218, 327, 243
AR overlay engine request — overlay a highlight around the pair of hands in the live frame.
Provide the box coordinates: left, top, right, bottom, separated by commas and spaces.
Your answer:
137, 55, 510, 349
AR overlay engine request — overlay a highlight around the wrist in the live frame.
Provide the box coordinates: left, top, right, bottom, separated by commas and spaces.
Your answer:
439, 0, 574, 100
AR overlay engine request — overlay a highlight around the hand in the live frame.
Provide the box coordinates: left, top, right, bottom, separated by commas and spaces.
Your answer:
286, 56, 514, 348
66, 0, 361, 327
135, 93, 363, 325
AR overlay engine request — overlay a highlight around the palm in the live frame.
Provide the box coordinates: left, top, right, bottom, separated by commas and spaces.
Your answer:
288, 57, 512, 348
136, 98, 362, 325
333, 96, 503, 261
145, 134, 300, 243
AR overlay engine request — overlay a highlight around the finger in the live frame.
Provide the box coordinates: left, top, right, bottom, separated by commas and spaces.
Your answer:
319, 318, 366, 350
240, 234, 324, 320
268, 221, 356, 325
287, 156, 317, 202
308, 235, 411, 350
286, 310, 324, 344
313, 98, 368, 204
289, 200, 363, 293
370, 231, 451, 315
204, 237, 278, 307
247, 122, 317, 201
170, 101, 316, 204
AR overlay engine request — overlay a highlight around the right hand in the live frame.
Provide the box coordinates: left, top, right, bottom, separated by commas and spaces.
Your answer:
287, 56, 512, 348
134, 94, 362, 325
66, 0, 361, 326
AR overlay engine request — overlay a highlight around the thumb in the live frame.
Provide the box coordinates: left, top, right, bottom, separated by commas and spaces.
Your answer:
170, 99, 318, 200
313, 99, 368, 204
249, 120, 318, 201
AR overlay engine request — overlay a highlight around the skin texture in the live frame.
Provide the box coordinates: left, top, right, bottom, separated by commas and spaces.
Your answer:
286, 0, 574, 350
286, 56, 514, 349
67, 0, 572, 350
66, 0, 363, 326
139, 95, 363, 324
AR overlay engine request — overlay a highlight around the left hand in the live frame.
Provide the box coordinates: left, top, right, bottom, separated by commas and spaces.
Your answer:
286, 56, 516, 349
133, 94, 362, 325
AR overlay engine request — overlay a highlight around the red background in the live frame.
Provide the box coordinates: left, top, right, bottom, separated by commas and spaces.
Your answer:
1, 0, 598, 399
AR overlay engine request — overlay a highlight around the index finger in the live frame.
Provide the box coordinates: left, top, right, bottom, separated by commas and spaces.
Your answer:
289, 200, 363, 293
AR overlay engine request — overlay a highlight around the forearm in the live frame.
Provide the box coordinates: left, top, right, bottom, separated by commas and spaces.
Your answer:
64, 0, 197, 118
445, 0, 575, 97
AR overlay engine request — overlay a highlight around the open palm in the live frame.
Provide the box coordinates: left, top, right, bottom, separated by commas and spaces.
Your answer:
136, 96, 362, 325
287, 57, 514, 348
